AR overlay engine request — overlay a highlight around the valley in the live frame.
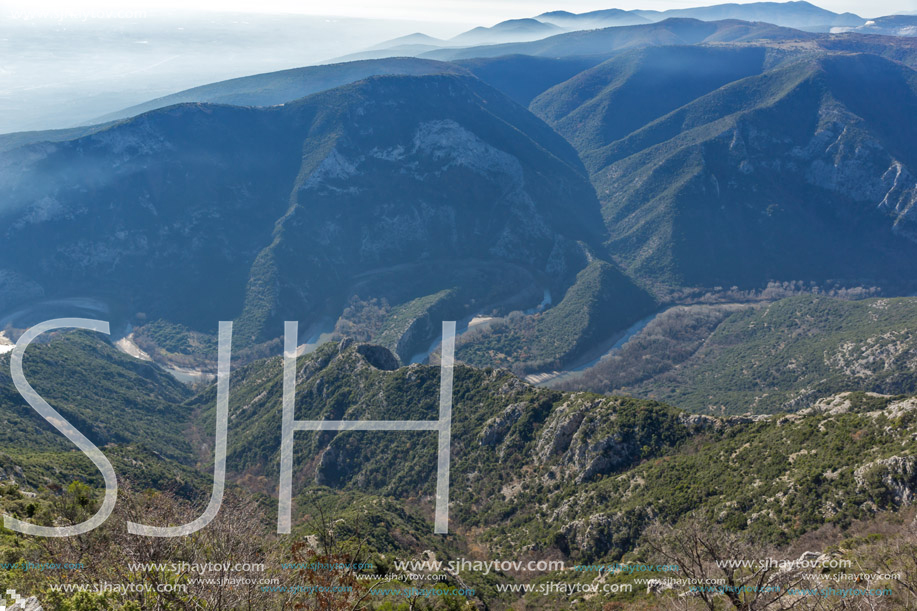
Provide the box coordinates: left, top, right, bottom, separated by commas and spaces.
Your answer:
525, 307, 678, 386
3, 3, 917, 608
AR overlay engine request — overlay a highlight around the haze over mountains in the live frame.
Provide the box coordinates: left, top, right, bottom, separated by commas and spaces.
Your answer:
340, 0, 906, 63
0, 11, 471, 134
546, 0, 862, 26
91, 58, 471, 125
835, 14, 917, 35
2, 1, 915, 135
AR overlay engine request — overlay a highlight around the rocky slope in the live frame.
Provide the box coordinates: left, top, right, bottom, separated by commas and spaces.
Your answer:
190, 338, 917, 561
5, 333, 917, 608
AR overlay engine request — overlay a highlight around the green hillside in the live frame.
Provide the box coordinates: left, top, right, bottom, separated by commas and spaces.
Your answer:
195, 337, 917, 557
578, 296, 917, 415
0, 332, 193, 463
3, 334, 917, 608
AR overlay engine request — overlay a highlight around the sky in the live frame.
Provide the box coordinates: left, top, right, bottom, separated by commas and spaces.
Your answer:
2, 0, 915, 24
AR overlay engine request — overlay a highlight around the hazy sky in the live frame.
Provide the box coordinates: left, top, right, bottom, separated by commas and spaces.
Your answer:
3, 0, 915, 23
0, 0, 913, 133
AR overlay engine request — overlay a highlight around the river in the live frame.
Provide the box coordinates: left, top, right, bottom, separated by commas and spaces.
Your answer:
524, 308, 671, 386
408, 289, 552, 365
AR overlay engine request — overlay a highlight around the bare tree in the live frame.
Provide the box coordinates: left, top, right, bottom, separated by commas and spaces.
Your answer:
34, 483, 277, 610
844, 516, 917, 610
278, 498, 389, 611
643, 514, 818, 611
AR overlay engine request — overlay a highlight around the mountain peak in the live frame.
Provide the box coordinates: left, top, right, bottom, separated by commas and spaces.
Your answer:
451, 18, 563, 45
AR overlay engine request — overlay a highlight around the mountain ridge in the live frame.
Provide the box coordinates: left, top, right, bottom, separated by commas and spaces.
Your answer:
0, 73, 654, 364
531, 50, 917, 294
88, 57, 470, 126
420, 18, 820, 61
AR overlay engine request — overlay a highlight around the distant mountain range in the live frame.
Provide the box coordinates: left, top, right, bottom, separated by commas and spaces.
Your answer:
418, 18, 819, 61
450, 18, 565, 45
540, 1, 863, 29
536, 8, 652, 29
630, 0, 863, 28
340, 0, 889, 65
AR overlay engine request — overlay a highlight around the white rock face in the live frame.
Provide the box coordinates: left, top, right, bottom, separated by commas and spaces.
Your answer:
716, 101, 917, 240
411, 119, 524, 184
826, 332, 917, 379
299, 118, 580, 275
0, 332, 13, 355
480, 402, 526, 446
304, 148, 361, 188
854, 455, 917, 505
794, 105, 917, 235
7, 595, 43, 611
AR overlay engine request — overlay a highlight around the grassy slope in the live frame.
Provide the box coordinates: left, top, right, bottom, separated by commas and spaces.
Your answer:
621, 296, 917, 414
0, 332, 194, 464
